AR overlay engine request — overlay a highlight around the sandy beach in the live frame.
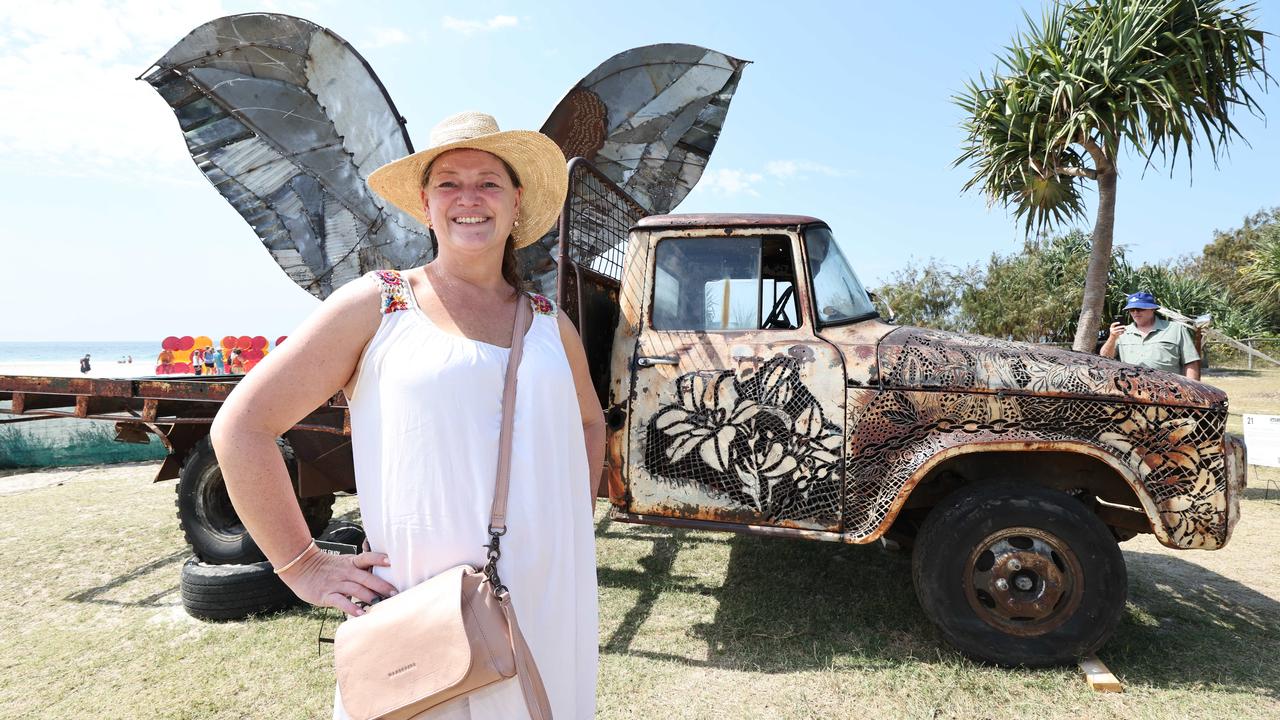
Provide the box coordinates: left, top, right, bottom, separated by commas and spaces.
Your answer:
0, 360, 172, 379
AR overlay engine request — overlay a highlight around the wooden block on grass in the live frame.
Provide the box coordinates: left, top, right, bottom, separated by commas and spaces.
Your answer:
1079, 654, 1123, 693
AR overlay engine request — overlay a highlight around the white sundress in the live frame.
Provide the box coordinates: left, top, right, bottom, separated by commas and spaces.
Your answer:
334, 270, 599, 719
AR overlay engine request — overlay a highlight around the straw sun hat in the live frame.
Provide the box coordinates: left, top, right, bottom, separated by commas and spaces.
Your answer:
367, 111, 568, 249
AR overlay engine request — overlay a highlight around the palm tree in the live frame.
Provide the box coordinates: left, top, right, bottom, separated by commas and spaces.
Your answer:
1240, 223, 1280, 318
955, 0, 1269, 351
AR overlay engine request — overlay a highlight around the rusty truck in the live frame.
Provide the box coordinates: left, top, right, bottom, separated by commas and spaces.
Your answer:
0, 158, 1247, 665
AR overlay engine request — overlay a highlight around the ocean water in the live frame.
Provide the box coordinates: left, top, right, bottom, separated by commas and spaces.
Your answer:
0, 341, 161, 364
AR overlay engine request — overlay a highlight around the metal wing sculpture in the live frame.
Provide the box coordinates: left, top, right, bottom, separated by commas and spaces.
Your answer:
541, 43, 747, 215
144, 14, 747, 300
140, 13, 430, 299
516, 44, 748, 298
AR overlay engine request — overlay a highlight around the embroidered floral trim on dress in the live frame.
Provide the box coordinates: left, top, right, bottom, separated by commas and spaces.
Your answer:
374, 270, 410, 314
529, 293, 556, 317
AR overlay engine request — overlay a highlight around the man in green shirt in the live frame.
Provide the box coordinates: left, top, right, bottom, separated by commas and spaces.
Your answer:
1099, 291, 1201, 380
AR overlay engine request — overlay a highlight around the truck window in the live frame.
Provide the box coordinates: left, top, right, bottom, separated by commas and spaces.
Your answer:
803, 226, 877, 325
652, 235, 799, 331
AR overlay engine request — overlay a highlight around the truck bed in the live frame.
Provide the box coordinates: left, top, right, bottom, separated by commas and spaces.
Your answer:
0, 374, 347, 432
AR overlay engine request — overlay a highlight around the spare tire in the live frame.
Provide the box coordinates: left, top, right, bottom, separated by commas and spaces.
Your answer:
175, 436, 335, 564
179, 557, 301, 621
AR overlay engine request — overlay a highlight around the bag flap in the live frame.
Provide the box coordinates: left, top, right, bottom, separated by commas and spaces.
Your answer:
335, 565, 473, 719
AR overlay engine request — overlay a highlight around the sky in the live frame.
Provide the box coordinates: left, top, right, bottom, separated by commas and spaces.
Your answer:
0, 0, 1276, 342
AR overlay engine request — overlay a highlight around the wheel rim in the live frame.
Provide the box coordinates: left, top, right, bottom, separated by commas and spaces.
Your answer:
963, 526, 1084, 636
197, 467, 245, 540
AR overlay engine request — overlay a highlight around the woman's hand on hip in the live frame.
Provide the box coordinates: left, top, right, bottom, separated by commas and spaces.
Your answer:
278, 547, 399, 616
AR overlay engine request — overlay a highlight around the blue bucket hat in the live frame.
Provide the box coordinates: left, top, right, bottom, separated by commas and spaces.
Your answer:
1122, 291, 1159, 310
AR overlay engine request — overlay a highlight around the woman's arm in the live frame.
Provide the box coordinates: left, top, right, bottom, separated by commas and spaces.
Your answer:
210, 276, 398, 615
556, 313, 606, 513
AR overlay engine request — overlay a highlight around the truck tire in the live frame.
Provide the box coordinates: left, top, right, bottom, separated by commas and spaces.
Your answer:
175, 436, 335, 564
179, 557, 301, 621
911, 481, 1127, 667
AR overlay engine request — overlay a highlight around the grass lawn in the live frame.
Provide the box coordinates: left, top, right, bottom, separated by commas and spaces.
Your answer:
1, 369, 1277, 719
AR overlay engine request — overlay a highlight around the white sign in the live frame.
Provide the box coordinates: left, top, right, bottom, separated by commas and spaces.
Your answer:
1243, 414, 1280, 468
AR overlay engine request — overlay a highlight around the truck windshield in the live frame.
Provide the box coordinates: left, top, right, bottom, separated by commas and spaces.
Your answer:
803, 226, 877, 326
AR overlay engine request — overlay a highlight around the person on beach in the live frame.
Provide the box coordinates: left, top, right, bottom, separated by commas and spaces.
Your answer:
79, 354, 91, 374
191, 347, 204, 376
203, 346, 217, 376
211, 112, 602, 719
157, 348, 174, 374
229, 348, 245, 374
210, 347, 225, 375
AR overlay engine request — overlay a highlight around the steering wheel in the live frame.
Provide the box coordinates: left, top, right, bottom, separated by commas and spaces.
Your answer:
762, 286, 796, 329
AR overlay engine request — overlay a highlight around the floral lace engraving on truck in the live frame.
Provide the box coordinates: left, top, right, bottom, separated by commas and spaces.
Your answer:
847, 327, 1231, 549
642, 357, 843, 523
877, 327, 1226, 409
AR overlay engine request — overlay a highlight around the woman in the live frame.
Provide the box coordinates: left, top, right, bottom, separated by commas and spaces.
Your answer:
211, 111, 603, 719
210, 346, 225, 375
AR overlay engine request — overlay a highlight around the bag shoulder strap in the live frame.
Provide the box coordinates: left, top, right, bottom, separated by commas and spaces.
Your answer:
485, 293, 553, 719
489, 292, 531, 533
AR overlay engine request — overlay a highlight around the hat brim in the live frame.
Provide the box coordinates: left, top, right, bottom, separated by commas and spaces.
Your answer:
1123, 301, 1159, 310
367, 130, 568, 250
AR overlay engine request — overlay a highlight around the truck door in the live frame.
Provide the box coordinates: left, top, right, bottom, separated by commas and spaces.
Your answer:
626, 231, 846, 531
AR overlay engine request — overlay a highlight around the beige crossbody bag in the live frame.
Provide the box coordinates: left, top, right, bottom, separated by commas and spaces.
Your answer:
334, 295, 552, 720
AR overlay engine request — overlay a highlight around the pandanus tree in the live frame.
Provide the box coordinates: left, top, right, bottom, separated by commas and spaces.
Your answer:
955, 0, 1269, 352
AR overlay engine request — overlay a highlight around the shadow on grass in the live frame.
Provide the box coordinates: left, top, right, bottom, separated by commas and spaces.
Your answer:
65, 549, 188, 607
597, 520, 935, 671
598, 522, 1280, 695
1111, 550, 1280, 695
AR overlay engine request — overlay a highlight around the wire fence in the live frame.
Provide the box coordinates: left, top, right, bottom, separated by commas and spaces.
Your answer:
1201, 338, 1280, 371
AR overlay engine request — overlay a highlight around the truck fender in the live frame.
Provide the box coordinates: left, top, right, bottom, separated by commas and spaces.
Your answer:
874, 440, 1167, 546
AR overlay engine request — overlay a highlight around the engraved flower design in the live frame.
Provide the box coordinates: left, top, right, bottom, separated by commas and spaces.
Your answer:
653, 371, 759, 472
646, 357, 843, 519
1098, 406, 1201, 482
789, 403, 842, 495
1158, 470, 1227, 549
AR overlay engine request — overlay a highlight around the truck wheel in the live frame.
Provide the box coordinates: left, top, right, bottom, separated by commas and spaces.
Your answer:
175, 437, 336, 564
911, 482, 1127, 667
179, 557, 301, 621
